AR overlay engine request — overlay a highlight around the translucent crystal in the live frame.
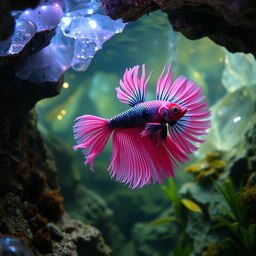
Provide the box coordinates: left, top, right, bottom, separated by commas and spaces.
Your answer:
59, 1, 126, 56
60, 13, 125, 44
222, 49, 256, 92
0, 236, 32, 256
62, 0, 102, 13
71, 39, 95, 70
74, 39, 97, 59
207, 88, 255, 151
19, 3, 63, 31
0, 19, 37, 56
14, 0, 126, 82
16, 28, 72, 82
72, 57, 92, 71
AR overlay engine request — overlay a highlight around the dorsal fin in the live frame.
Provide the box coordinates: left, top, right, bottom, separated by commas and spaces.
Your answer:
156, 65, 187, 103
116, 64, 152, 107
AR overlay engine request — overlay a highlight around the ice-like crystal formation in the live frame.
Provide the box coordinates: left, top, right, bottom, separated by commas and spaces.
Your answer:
196, 50, 256, 157
222, 49, 256, 92
207, 88, 254, 151
0, 19, 37, 56
16, 28, 72, 81
60, 13, 124, 43
13, 0, 126, 82
62, 0, 102, 13
0, 236, 32, 256
57, 0, 125, 72
19, 3, 63, 31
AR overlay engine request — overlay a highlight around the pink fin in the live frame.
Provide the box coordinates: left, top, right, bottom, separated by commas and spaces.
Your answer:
167, 80, 211, 154
108, 127, 189, 189
156, 65, 173, 101
155, 65, 200, 105
116, 64, 152, 107
155, 65, 211, 153
73, 115, 112, 169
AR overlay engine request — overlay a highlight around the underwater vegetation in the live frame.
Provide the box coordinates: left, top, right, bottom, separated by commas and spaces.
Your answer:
151, 179, 198, 256
209, 180, 256, 256
148, 176, 256, 256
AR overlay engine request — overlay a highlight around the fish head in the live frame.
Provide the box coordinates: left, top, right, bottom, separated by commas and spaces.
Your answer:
159, 103, 187, 121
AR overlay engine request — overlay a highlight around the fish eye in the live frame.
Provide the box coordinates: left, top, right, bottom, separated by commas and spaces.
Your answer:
171, 107, 179, 114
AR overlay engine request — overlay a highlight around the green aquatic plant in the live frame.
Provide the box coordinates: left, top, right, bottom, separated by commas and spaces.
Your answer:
169, 240, 193, 256
239, 185, 256, 224
212, 179, 256, 256
203, 242, 225, 256
152, 179, 203, 256
159, 179, 203, 224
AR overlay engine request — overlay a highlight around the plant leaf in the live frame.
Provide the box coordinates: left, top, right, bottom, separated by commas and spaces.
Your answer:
162, 179, 182, 216
181, 199, 203, 213
151, 216, 177, 225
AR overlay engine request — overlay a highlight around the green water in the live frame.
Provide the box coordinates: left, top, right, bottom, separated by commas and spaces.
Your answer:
37, 11, 229, 256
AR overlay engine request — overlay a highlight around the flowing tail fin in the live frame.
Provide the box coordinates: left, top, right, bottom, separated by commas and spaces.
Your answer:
73, 115, 112, 169
108, 127, 189, 189
74, 118, 189, 188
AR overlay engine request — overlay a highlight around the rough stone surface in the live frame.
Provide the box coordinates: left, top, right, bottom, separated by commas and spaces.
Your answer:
52, 214, 111, 256
101, 0, 256, 55
246, 122, 256, 173
44, 134, 124, 254
0, 1, 111, 255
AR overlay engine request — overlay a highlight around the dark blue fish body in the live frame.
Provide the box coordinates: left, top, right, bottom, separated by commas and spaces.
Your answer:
108, 100, 163, 129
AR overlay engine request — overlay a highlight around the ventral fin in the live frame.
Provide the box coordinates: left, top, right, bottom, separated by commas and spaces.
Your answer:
116, 64, 152, 107
141, 123, 165, 137
160, 125, 168, 141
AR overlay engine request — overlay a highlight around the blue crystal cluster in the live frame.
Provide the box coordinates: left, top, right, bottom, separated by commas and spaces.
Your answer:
0, 236, 32, 256
0, 0, 126, 82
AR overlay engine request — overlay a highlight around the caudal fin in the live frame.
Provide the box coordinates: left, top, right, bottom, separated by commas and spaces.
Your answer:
108, 127, 188, 189
73, 115, 112, 169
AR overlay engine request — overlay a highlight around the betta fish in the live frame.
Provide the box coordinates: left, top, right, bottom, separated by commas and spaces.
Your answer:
73, 65, 211, 188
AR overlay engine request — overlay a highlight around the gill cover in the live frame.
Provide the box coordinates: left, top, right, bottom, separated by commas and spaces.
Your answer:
159, 103, 187, 121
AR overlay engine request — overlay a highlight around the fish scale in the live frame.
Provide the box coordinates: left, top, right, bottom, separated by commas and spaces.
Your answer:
108, 101, 163, 129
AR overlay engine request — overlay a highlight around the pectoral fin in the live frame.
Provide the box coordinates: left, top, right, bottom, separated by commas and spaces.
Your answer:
141, 123, 168, 142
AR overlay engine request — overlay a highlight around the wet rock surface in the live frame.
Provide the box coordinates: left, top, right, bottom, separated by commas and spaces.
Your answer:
101, 0, 256, 55
53, 215, 111, 256
0, 1, 111, 255
0, 110, 110, 255
44, 134, 124, 254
